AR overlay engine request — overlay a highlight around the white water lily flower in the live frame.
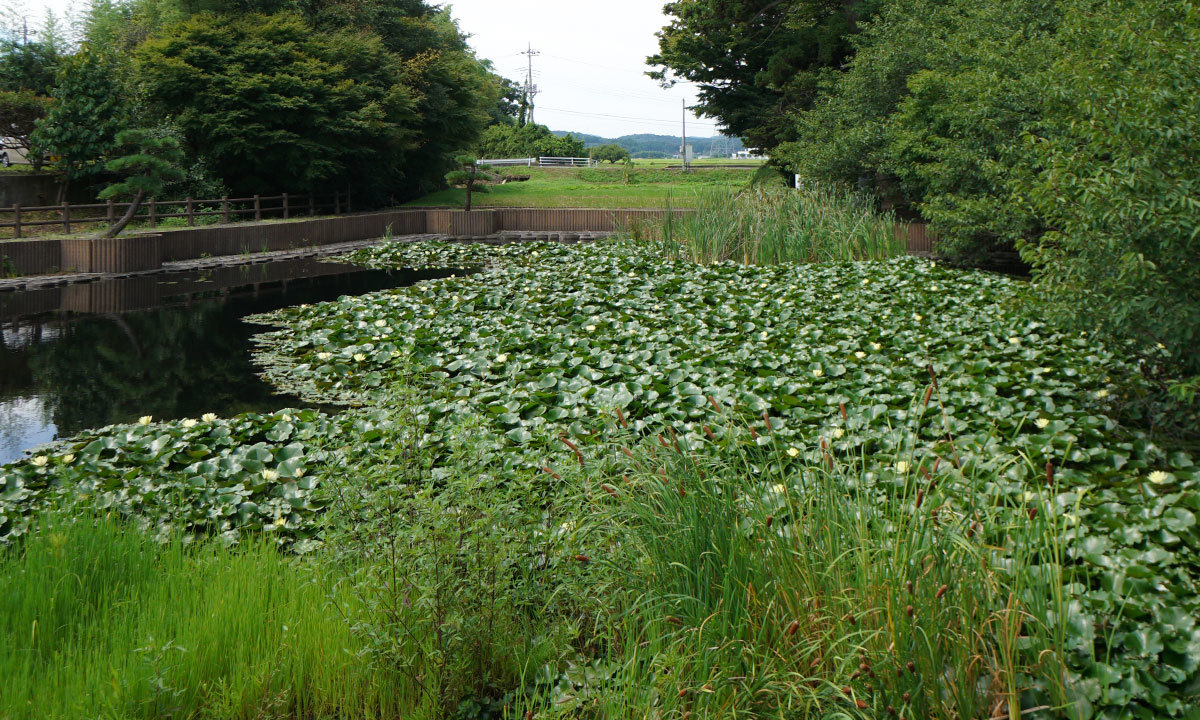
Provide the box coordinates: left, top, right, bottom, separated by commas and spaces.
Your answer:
1148, 470, 1171, 485
812, 367, 824, 378
870, 342, 882, 351
30, 456, 48, 467
1009, 337, 1021, 345
62, 454, 75, 464
182, 419, 198, 429
759, 331, 769, 340
913, 314, 923, 322
452, 295, 460, 302
895, 461, 911, 474
295, 468, 305, 479
832, 428, 845, 439
274, 516, 286, 527
1095, 389, 1109, 399
861, 278, 870, 286
375, 319, 387, 327
787, 447, 800, 458
262, 469, 280, 482
138, 416, 152, 426
1036, 418, 1050, 429
353, 354, 367, 362
280, 414, 292, 422
496, 353, 508, 363
317, 352, 332, 360
202, 413, 217, 423
586, 324, 597, 332
855, 351, 866, 359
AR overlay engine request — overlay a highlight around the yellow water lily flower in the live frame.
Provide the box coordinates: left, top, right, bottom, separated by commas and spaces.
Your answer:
202, 413, 218, 423
812, 368, 824, 378
1009, 337, 1021, 345
787, 447, 800, 458
30, 456, 48, 467
138, 416, 152, 426
586, 324, 597, 332
832, 428, 845, 439
496, 353, 508, 363
374, 319, 387, 327
771, 483, 787, 494
1036, 418, 1050, 429
61, 454, 75, 464
262, 469, 280, 482
855, 351, 866, 359
1148, 470, 1170, 485
182, 419, 198, 429
274, 516, 286, 527
317, 352, 332, 360
353, 354, 367, 362
870, 342, 882, 351
895, 461, 911, 474
1095, 389, 1109, 399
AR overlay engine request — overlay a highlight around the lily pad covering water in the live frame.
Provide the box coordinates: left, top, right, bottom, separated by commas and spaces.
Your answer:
1, 238, 1196, 716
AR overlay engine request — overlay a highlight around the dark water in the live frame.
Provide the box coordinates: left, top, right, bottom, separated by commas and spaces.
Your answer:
0, 259, 454, 465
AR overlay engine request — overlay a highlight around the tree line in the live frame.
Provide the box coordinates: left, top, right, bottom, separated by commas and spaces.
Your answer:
0, 0, 511, 208
652, 0, 1199, 400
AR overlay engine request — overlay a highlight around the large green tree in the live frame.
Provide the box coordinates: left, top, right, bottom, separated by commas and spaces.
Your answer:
649, 0, 880, 153
136, 12, 418, 201
31, 46, 128, 191
476, 123, 585, 159
0, 90, 49, 169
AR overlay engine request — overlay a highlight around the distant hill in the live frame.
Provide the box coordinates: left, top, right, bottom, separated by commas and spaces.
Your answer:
551, 131, 746, 159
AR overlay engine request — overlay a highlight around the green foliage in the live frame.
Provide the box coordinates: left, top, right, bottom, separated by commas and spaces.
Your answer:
476, 122, 586, 159
0, 513, 403, 719
639, 185, 904, 264
0, 37, 60, 94
31, 45, 128, 185
568, 423, 1069, 717
444, 153, 493, 211
98, 127, 185, 201
591, 143, 630, 164
0, 89, 49, 168
650, 0, 881, 152
1016, 0, 1200, 382
136, 13, 417, 200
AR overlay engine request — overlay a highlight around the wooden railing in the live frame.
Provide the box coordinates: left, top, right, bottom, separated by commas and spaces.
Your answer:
1, 190, 354, 239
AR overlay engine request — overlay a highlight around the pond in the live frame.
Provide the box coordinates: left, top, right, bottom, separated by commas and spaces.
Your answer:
0, 258, 456, 465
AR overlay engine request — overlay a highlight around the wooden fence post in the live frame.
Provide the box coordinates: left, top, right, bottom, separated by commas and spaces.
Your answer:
282, 192, 289, 220
221, 196, 229, 223
12, 203, 20, 239
62, 202, 71, 234
149, 199, 156, 228
186, 196, 194, 226
308, 193, 315, 217
254, 195, 261, 221
334, 191, 340, 215
106, 199, 114, 225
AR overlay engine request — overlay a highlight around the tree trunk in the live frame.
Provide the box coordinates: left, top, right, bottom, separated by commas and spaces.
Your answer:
465, 181, 473, 212
100, 188, 146, 239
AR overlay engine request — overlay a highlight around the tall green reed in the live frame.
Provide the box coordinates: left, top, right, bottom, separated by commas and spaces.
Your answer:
0, 512, 402, 720
633, 184, 905, 265
554, 406, 1071, 719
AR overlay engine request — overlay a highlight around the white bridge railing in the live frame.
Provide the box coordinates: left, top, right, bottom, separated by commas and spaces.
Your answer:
478, 156, 595, 168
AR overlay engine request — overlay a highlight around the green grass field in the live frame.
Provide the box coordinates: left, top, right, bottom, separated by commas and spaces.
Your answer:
406, 165, 763, 208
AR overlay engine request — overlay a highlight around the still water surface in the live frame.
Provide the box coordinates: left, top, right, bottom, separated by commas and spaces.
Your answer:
0, 259, 453, 465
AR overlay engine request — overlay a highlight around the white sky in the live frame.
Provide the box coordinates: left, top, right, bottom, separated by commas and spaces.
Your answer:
13, 0, 724, 139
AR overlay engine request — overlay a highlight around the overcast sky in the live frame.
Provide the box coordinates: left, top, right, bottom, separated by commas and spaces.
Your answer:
13, 0, 724, 139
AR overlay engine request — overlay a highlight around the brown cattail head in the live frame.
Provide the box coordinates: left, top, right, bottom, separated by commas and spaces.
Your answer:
903, 692, 911, 702
906, 580, 914, 594
669, 426, 680, 451
1046, 461, 1055, 485
923, 385, 934, 408
678, 688, 688, 698
1029, 507, 1038, 520
906, 662, 916, 674
856, 699, 869, 710
750, 426, 758, 440
915, 489, 926, 509
621, 446, 635, 459
616, 407, 628, 429
541, 466, 562, 481
766, 515, 774, 528
623, 474, 631, 484
601, 484, 618, 497
708, 395, 722, 413
821, 437, 828, 451
786, 619, 800, 636
560, 436, 584, 467
658, 434, 670, 449
927, 364, 939, 389
936, 584, 948, 600
840, 402, 848, 421
574, 555, 590, 563
762, 409, 771, 429
526, 712, 534, 720
842, 687, 854, 697
703, 425, 715, 440
920, 465, 932, 481
905, 605, 915, 618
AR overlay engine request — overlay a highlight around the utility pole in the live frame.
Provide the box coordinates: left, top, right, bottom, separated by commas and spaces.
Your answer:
681, 99, 689, 172
521, 43, 541, 126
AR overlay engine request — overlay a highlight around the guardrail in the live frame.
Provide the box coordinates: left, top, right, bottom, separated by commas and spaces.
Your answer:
1, 190, 353, 239
477, 157, 595, 168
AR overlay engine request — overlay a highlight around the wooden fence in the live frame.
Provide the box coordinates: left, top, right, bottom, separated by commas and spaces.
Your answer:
1, 190, 354, 239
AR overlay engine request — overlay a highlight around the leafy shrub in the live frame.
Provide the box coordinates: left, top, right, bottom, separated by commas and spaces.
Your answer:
1016, 0, 1200, 385
476, 122, 586, 159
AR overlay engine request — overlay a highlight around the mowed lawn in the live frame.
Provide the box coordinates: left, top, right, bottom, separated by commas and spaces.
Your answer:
405, 165, 760, 208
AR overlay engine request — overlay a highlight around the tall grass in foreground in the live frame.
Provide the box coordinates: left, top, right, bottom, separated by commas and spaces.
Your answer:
0, 514, 402, 720
561, 423, 1071, 719
630, 185, 905, 264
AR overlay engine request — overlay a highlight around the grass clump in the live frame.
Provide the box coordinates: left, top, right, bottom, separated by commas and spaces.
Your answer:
637, 185, 905, 264
0, 513, 402, 720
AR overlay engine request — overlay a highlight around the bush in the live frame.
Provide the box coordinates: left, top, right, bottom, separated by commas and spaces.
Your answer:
1016, 0, 1200, 383
591, 143, 630, 164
